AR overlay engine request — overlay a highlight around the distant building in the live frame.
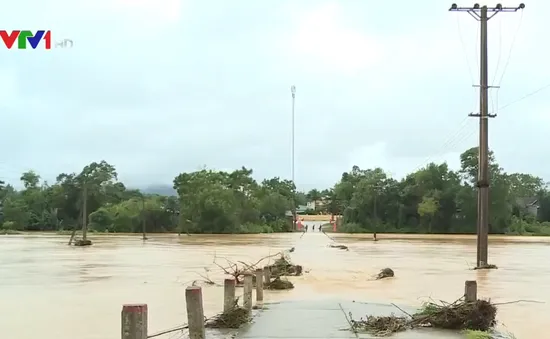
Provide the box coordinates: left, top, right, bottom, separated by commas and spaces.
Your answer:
285, 205, 309, 217
515, 197, 539, 218
306, 199, 329, 211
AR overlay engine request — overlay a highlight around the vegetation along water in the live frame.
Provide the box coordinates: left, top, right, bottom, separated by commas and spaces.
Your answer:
1, 146, 549, 236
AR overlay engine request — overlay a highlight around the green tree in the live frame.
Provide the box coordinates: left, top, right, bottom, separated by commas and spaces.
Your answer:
417, 196, 439, 233
306, 189, 322, 206
1, 146, 550, 236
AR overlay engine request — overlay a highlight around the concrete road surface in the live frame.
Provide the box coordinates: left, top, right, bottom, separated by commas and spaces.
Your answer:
236, 300, 466, 339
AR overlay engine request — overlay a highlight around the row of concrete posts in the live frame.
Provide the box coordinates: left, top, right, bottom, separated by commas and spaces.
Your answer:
121, 267, 272, 339
121, 274, 477, 339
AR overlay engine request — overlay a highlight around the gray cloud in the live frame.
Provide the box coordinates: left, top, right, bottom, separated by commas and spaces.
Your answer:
1, 0, 549, 190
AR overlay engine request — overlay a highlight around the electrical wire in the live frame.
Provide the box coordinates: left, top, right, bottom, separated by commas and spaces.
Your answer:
493, 10, 524, 116
456, 16, 475, 86
410, 10, 534, 175
495, 10, 524, 87
491, 17, 504, 86
456, 16, 478, 113
410, 118, 475, 172
409, 17, 481, 173
493, 82, 550, 114
474, 20, 480, 82
409, 80, 550, 173
489, 16, 503, 115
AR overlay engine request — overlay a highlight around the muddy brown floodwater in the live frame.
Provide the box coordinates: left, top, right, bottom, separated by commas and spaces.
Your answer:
0, 230, 548, 339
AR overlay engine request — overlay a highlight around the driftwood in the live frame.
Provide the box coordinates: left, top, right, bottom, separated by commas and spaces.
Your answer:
211, 248, 301, 286
205, 307, 251, 329
264, 253, 303, 277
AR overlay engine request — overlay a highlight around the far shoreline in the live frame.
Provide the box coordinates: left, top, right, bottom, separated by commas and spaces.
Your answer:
2, 230, 549, 244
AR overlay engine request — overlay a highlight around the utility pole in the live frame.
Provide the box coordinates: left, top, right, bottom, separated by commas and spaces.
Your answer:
291, 85, 297, 230
449, 3, 525, 268
373, 189, 378, 241
82, 185, 88, 241
141, 195, 148, 241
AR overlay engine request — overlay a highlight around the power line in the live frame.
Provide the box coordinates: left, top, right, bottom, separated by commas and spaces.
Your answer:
493, 9, 524, 115
496, 82, 550, 113
495, 10, 524, 87
410, 117, 474, 173
409, 73, 548, 181
398, 77, 550, 176
489, 16, 503, 114
456, 16, 476, 86
456, 15, 480, 114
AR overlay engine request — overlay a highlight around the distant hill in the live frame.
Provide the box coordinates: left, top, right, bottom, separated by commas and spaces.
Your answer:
141, 184, 177, 196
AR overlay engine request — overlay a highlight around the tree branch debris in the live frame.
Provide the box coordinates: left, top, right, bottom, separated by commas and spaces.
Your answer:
349, 297, 498, 337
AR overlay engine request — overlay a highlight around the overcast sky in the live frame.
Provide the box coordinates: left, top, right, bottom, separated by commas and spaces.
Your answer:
1, 0, 548, 191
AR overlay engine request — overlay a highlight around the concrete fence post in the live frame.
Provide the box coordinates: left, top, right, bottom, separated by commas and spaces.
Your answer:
121, 304, 148, 339
243, 272, 253, 312
263, 266, 271, 284
255, 268, 264, 304
223, 278, 236, 312
464, 280, 477, 302
186, 286, 206, 339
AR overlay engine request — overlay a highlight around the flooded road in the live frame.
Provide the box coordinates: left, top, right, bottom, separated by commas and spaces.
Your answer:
0, 231, 548, 339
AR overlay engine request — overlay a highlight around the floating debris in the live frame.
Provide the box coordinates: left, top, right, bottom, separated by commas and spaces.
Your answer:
474, 264, 498, 270
266, 276, 294, 290
415, 299, 496, 331
376, 268, 394, 280
73, 239, 92, 246
213, 250, 303, 285
266, 254, 303, 277
351, 314, 409, 337
205, 307, 251, 329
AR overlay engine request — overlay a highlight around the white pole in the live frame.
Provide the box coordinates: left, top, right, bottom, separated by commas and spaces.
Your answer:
291, 85, 296, 230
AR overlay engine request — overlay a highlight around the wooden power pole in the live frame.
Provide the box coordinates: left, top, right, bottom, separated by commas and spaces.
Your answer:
74, 185, 92, 246
82, 185, 88, 241
449, 3, 525, 268
141, 195, 148, 241
373, 187, 378, 241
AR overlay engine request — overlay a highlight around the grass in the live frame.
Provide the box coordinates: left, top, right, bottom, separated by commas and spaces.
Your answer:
463, 330, 492, 339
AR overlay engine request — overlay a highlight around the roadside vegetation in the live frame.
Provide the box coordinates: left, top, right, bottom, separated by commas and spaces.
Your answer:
1, 146, 549, 235
327, 147, 550, 236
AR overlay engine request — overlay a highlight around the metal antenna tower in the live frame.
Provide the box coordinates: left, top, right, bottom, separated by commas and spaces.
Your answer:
291, 85, 297, 229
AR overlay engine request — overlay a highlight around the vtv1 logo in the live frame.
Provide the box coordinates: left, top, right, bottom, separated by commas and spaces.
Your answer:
0, 30, 73, 50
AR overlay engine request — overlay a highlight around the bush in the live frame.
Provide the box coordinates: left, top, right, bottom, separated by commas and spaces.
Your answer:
302, 208, 318, 215
339, 222, 367, 233
88, 208, 114, 232
267, 219, 289, 232
238, 223, 274, 234
1, 221, 17, 230
507, 216, 550, 236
